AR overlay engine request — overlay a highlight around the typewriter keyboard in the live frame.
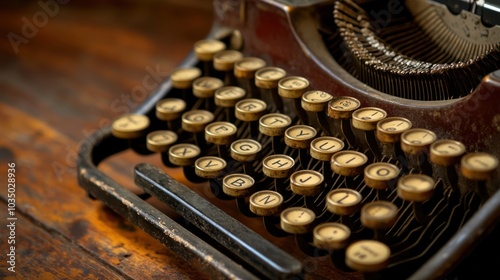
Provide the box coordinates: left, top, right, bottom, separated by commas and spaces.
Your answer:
109, 38, 499, 279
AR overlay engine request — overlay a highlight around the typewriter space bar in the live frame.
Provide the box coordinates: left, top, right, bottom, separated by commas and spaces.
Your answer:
134, 163, 303, 279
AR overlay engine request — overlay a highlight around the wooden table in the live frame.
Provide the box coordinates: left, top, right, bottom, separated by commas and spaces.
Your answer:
0, 1, 213, 278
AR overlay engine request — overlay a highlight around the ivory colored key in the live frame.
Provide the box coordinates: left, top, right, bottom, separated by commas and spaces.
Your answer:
182, 110, 215, 132
213, 49, 243, 84
194, 39, 226, 76
376, 116, 412, 161
301, 90, 334, 135
430, 139, 466, 166
280, 207, 316, 234
195, 156, 227, 179
313, 222, 351, 250
400, 128, 436, 175
290, 170, 324, 197
214, 86, 246, 122
249, 190, 284, 216
397, 174, 435, 224
345, 240, 391, 273
235, 98, 267, 137
460, 152, 499, 181
401, 128, 437, 155
192, 77, 224, 99
331, 150, 368, 177
194, 39, 226, 61
326, 188, 363, 216
222, 173, 255, 197
360, 201, 398, 235
170, 67, 202, 89
255, 67, 287, 112
156, 98, 186, 131
364, 162, 400, 200
461, 152, 499, 199
376, 117, 412, 143
310, 136, 345, 162
234, 57, 266, 98
112, 113, 150, 154
310, 136, 344, 185
205, 121, 238, 158
230, 139, 262, 176
146, 130, 178, 153
326, 189, 362, 241
263, 154, 295, 179
352, 107, 387, 131
146, 130, 178, 167
327, 96, 360, 148
168, 143, 201, 167
111, 113, 150, 139
259, 113, 292, 153
285, 125, 317, 169
352, 107, 387, 160
278, 76, 310, 123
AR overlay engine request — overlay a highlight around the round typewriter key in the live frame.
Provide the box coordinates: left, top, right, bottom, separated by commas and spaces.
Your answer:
364, 162, 400, 190
376, 116, 412, 143
301, 90, 333, 112
222, 173, 255, 197
156, 98, 186, 121
234, 98, 267, 122
195, 156, 227, 179
230, 139, 262, 162
397, 174, 435, 202
146, 130, 178, 153
280, 207, 316, 234
461, 152, 499, 181
214, 86, 246, 108
326, 188, 362, 215
327, 96, 360, 120
255, 67, 287, 89
352, 107, 387, 131
213, 49, 243, 71
181, 110, 214, 133
400, 128, 437, 155
331, 150, 368, 177
290, 170, 324, 196
192, 77, 224, 99
205, 121, 238, 146
170, 67, 202, 89
430, 139, 466, 166
284, 125, 317, 149
310, 136, 345, 161
345, 240, 391, 272
258, 113, 292, 136
112, 114, 150, 139
234, 57, 267, 79
249, 190, 283, 216
278, 76, 310, 99
360, 201, 398, 230
194, 39, 226, 61
313, 222, 351, 250
262, 154, 295, 179
168, 143, 201, 166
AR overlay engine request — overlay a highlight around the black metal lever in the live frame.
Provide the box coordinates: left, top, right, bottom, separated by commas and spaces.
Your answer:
134, 163, 303, 280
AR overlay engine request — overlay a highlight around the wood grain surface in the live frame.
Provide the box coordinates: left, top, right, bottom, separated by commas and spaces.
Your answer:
0, 1, 214, 279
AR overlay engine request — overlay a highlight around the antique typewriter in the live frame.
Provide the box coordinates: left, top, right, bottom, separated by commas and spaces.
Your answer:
77, 0, 500, 279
